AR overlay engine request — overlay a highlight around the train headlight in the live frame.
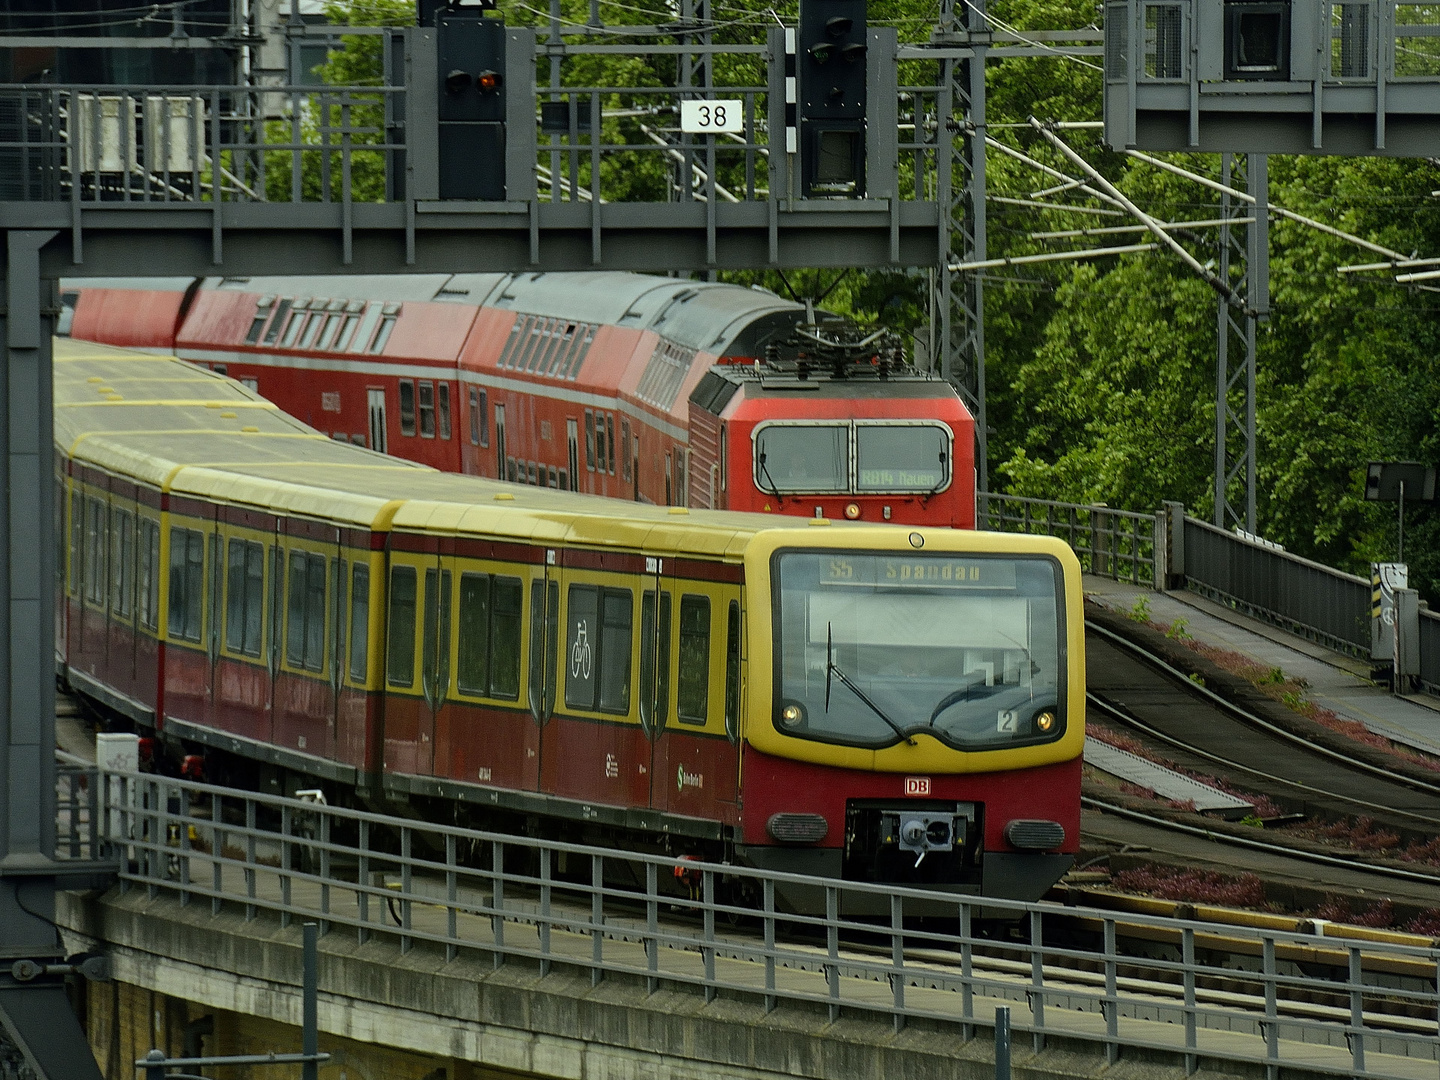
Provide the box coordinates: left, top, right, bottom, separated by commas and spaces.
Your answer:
1034, 709, 1057, 733
844, 502, 861, 519
779, 702, 806, 728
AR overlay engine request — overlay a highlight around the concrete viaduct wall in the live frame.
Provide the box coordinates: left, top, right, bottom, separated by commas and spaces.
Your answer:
57, 886, 1252, 1080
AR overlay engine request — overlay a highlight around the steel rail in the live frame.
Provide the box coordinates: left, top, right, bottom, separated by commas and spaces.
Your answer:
1082, 795, 1440, 888
1085, 692, 1440, 828
1085, 619, 1440, 798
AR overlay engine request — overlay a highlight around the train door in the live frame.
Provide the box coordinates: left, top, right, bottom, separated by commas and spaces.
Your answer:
651, 583, 739, 818
273, 529, 337, 758
526, 550, 558, 791
204, 512, 223, 724
334, 552, 373, 772
367, 388, 387, 454
327, 535, 348, 760
494, 405, 507, 479
638, 556, 674, 808
415, 545, 451, 777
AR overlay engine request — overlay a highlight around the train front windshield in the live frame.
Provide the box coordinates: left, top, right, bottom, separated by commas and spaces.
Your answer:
755, 422, 950, 493
772, 551, 1064, 750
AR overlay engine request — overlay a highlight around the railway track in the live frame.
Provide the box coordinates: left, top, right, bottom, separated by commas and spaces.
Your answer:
1082, 615, 1440, 892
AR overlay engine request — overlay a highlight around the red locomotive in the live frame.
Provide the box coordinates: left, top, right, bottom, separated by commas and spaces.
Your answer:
61, 273, 975, 528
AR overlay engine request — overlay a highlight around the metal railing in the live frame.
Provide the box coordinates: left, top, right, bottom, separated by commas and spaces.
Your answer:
59, 767, 1440, 1080
1420, 608, 1440, 696
1180, 516, 1372, 658
977, 493, 1159, 586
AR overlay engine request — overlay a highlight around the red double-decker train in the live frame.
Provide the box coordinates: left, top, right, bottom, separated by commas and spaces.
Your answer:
61, 272, 975, 528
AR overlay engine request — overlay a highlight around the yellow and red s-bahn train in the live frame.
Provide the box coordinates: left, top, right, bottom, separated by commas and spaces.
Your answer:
57, 340, 1082, 907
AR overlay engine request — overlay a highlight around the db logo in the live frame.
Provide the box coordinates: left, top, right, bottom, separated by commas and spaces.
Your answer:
904, 776, 931, 797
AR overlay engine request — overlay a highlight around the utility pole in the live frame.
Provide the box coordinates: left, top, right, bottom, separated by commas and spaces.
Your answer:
933, 0, 988, 492
1214, 153, 1268, 534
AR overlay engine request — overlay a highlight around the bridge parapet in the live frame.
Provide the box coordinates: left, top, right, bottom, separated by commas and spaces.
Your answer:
52, 768, 1440, 1080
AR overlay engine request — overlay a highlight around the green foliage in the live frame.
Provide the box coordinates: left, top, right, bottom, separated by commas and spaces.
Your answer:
292, 0, 1440, 602
1165, 618, 1191, 641
1127, 595, 1150, 622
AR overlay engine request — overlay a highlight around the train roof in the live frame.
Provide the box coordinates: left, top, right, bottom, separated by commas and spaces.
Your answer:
55, 340, 869, 554
197, 270, 804, 354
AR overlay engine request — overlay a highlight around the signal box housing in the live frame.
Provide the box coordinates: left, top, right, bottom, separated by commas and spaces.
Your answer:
1104, 0, 1440, 155
799, 0, 868, 195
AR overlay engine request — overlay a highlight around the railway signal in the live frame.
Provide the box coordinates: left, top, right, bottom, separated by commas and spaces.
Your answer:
798, 0, 867, 196
433, 0, 508, 200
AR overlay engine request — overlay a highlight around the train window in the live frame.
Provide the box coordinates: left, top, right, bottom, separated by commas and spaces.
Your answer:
468, 388, 480, 445
772, 553, 1063, 750
596, 415, 608, 475
213, 364, 228, 376
675, 448, 687, 506
68, 490, 82, 597
335, 313, 361, 351
639, 590, 672, 728
456, 573, 491, 693
349, 564, 369, 682
754, 424, 848, 493
605, 415, 616, 474
620, 419, 632, 483
398, 380, 416, 437
854, 424, 949, 492
438, 384, 451, 440
584, 410, 596, 471
422, 568, 452, 700
558, 468, 568, 491
527, 462, 538, 486
527, 580, 559, 719
369, 313, 398, 354
490, 576, 523, 699
263, 299, 294, 345
167, 527, 205, 643
566, 586, 633, 714
84, 497, 107, 606
599, 590, 633, 714
494, 405, 506, 474
418, 382, 436, 438
110, 508, 134, 618
566, 419, 579, 484
138, 519, 161, 632
225, 539, 265, 657
318, 314, 343, 350
57, 291, 79, 337
244, 297, 275, 345
565, 586, 599, 709
286, 551, 327, 672
349, 304, 380, 353
506, 458, 517, 482
548, 466, 558, 489
386, 565, 418, 687
723, 599, 740, 742
280, 303, 307, 347
677, 595, 710, 725
300, 313, 325, 350
497, 316, 528, 369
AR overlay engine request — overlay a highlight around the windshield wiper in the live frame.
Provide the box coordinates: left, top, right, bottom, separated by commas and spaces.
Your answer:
826, 623, 916, 746
756, 444, 781, 497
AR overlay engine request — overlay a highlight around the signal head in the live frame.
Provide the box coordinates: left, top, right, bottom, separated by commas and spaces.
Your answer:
476, 68, 503, 92
444, 68, 471, 94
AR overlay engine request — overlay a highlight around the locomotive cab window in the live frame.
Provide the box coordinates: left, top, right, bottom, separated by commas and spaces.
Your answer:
755, 425, 848, 492
855, 424, 949, 492
772, 552, 1063, 751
